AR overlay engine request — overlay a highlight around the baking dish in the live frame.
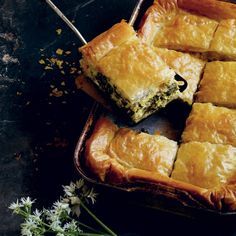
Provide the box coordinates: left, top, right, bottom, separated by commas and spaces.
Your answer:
75, 0, 236, 216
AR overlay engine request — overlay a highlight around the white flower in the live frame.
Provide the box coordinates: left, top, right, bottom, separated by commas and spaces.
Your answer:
9, 200, 23, 214
82, 187, 98, 204
70, 196, 80, 205
53, 201, 71, 215
27, 210, 43, 226
63, 182, 76, 197
76, 179, 85, 189
63, 220, 81, 232
61, 197, 70, 204
53, 201, 69, 210
45, 209, 60, 223
21, 227, 32, 236
50, 220, 63, 232
9, 179, 116, 236
33, 209, 42, 218
20, 197, 35, 207
21, 220, 45, 236
86, 188, 98, 204
22, 217, 37, 227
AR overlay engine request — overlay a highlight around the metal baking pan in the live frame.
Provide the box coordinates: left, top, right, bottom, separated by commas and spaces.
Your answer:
74, 0, 236, 220
74, 101, 236, 220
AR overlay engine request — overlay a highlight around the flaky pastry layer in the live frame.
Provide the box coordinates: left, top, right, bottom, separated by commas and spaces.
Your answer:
209, 19, 236, 60
139, 0, 236, 58
172, 142, 236, 189
196, 61, 236, 108
154, 48, 206, 104
139, 0, 218, 52
79, 20, 136, 65
182, 103, 236, 146
97, 38, 176, 102
85, 117, 236, 211
85, 117, 178, 182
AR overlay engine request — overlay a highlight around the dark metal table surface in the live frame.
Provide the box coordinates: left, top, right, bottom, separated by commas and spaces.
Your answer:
1, 0, 236, 235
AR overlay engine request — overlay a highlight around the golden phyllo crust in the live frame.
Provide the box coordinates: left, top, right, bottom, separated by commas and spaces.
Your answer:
182, 103, 236, 146
196, 61, 236, 108
108, 127, 178, 176
209, 19, 236, 60
79, 20, 136, 65
97, 38, 176, 102
139, 0, 218, 52
154, 48, 206, 104
85, 117, 178, 183
153, 11, 218, 52
172, 142, 236, 189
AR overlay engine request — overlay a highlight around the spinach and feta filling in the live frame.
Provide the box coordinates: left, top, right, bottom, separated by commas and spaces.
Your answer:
88, 72, 179, 123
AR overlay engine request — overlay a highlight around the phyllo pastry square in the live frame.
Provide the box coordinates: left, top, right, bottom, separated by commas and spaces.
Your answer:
171, 142, 236, 189
139, 0, 218, 52
182, 103, 236, 146
85, 117, 178, 183
80, 20, 135, 65
80, 21, 179, 123
209, 19, 236, 60
196, 61, 236, 108
154, 48, 206, 104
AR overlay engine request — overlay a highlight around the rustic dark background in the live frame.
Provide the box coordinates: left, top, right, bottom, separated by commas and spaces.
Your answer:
1, 0, 236, 235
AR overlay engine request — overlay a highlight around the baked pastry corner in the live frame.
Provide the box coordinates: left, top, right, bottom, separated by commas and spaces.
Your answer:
171, 141, 236, 211
181, 103, 236, 146
85, 117, 178, 183
196, 61, 236, 108
209, 19, 236, 60
139, 0, 218, 52
172, 142, 236, 189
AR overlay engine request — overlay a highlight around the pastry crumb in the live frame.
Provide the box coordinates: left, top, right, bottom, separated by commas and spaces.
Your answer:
56, 28, 62, 35
56, 60, 63, 69
56, 48, 63, 55
45, 66, 53, 70
65, 51, 71, 55
51, 88, 63, 97
70, 67, 77, 74
39, 59, 45, 64
14, 152, 22, 161
16, 91, 22, 96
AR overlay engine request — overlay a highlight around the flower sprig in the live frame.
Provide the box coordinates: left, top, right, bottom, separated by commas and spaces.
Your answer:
9, 179, 116, 236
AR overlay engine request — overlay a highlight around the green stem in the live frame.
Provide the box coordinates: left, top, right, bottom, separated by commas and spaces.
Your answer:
78, 222, 103, 234
80, 202, 116, 236
18, 210, 28, 218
